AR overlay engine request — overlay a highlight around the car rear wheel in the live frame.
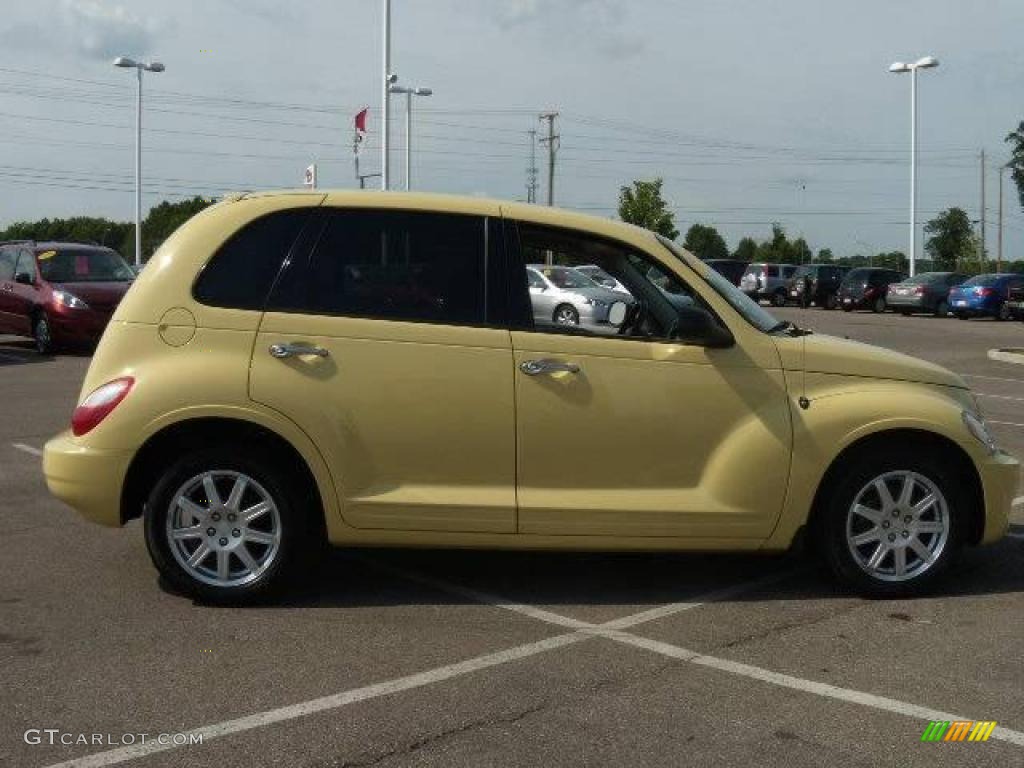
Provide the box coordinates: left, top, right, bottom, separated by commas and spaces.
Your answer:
553, 304, 580, 326
933, 300, 948, 318
144, 447, 313, 604
872, 296, 886, 313
824, 294, 838, 310
33, 313, 52, 355
818, 447, 964, 597
996, 303, 1011, 321
771, 290, 787, 307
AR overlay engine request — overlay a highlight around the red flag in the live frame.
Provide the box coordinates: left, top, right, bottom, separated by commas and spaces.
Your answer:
354, 107, 368, 136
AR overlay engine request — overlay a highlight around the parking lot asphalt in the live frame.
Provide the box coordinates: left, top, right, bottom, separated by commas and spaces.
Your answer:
2, 308, 1023, 768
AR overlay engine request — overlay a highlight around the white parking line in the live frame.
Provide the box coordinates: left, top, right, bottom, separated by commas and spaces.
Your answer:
42, 632, 588, 768
988, 420, 1024, 429
977, 393, 1024, 403
11, 442, 42, 457
376, 563, 1024, 749
960, 373, 1024, 385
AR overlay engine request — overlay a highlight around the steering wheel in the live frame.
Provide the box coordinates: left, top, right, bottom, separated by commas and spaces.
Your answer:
617, 300, 646, 336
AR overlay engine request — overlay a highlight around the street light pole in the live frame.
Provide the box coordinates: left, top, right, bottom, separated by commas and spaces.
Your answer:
114, 56, 164, 267
889, 56, 938, 277
381, 0, 391, 191
390, 85, 432, 190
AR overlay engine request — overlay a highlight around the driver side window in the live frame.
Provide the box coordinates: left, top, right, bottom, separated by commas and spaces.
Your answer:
515, 223, 710, 342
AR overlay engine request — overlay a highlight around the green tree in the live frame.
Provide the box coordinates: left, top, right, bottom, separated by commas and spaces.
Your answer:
0, 216, 132, 251
790, 237, 812, 264
135, 196, 215, 262
617, 178, 678, 240
733, 237, 758, 262
1006, 121, 1024, 210
817, 248, 834, 263
682, 223, 728, 261
924, 207, 974, 270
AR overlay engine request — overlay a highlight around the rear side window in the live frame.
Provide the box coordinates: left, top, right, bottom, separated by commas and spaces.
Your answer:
766, 266, 779, 277
271, 209, 487, 325
193, 208, 313, 310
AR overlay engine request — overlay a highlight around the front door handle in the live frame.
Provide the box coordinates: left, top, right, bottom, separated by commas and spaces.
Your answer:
269, 342, 329, 359
519, 359, 581, 376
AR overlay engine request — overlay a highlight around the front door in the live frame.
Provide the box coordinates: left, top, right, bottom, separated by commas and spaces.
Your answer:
509, 223, 792, 540
250, 206, 516, 533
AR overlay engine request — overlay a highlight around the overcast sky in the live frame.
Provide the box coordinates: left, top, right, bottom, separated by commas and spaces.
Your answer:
1, 0, 1022, 261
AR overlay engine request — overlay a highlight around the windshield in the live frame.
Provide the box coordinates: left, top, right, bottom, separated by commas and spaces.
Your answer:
962, 274, 1000, 287
843, 268, 872, 284
534, 266, 594, 289
38, 248, 134, 283
657, 235, 780, 333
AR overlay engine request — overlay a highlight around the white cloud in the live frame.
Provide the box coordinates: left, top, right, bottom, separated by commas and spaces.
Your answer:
60, 0, 161, 60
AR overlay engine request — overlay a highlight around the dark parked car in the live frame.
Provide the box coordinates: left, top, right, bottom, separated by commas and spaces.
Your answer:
1007, 282, 1024, 320
887, 272, 966, 317
787, 264, 850, 309
0, 241, 135, 353
947, 273, 1024, 320
838, 267, 905, 313
704, 259, 748, 286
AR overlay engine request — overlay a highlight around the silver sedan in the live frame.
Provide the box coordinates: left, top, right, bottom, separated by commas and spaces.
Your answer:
526, 265, 628, 328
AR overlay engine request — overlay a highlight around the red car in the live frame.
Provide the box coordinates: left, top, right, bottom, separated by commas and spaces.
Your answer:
0, 241, 135, 353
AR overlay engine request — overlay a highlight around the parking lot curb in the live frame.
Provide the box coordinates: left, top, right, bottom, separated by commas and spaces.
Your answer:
988, 348, 1024, 366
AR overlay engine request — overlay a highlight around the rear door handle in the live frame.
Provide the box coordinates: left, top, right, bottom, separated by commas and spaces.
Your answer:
519, 359, 581, 376
269, 342, 329, 359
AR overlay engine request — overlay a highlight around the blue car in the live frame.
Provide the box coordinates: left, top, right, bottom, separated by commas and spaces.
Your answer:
947, 273, 1024, 320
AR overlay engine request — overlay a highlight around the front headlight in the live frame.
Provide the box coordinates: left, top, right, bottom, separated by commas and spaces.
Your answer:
962, 410, 998, 454
52, 289, 89, 310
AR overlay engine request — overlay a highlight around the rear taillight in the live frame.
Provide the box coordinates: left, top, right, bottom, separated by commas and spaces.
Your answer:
978, 287, 995, 297
72, 377, 134, 436
914, 286, 925, 295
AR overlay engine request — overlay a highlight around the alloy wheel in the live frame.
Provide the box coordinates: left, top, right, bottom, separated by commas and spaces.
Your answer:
845, 470, 950, 583
165, 470, 282, 588
554, 305, 579, 325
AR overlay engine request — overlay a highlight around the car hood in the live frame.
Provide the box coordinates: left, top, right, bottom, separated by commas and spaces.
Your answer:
776, 333, 967, 389
54, 281, 131, 308
564, 285, 625, 302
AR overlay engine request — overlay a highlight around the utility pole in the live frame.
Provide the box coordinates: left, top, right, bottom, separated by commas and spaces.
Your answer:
980, 149, 986, 268
998, 163, 1006, 273
381, 0, 391, 191
526, 129, 538, 203
539, 111, 559, 206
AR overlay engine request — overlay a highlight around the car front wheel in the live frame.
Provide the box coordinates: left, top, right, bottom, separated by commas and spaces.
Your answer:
33, 313, 52, 354
818, 447, 964, 597
144, 448, 311, 603
553, 304, 580, 326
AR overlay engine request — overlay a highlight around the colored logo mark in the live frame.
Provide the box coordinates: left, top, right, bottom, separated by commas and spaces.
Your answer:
921, 721, 997, 742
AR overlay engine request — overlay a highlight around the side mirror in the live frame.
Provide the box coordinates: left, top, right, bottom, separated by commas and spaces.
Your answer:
674, 306, 734, 348
14, 272, 33, 286
608, 300, 628, 326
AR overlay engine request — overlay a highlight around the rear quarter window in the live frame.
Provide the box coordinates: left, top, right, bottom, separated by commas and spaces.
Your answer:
193, 208, 314, 310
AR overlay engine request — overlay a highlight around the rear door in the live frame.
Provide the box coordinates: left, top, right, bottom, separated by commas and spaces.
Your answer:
250, 204, 516, 533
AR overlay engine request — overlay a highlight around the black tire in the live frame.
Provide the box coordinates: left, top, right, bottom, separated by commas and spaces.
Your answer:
824, 294, 838, 310
933, 300, 948, 318
144, 446, 316, 604
817, 445, 966, 598
32, 312, 52, 355
996, 303, 1011, 322
841, 305, 853, 312
898, 309, 912, 317
955, 313, 969, 320
552, 304, 580, 326
771, 290, 787, 307
872, 296, 887, 314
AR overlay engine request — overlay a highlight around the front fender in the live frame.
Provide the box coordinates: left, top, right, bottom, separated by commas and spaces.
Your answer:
763, 373, 981, 550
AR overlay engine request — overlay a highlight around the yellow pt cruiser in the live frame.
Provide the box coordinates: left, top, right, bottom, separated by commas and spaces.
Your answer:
43, 191, 1018, 602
